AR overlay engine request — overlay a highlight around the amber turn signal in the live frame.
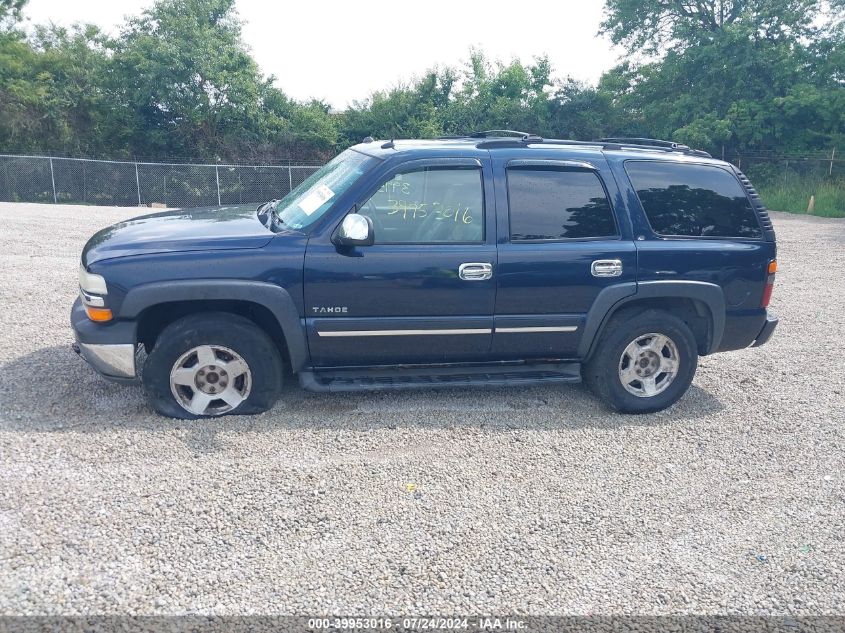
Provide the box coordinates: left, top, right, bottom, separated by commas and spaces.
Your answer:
768, 260, 777, 274
85, 306, 113, 322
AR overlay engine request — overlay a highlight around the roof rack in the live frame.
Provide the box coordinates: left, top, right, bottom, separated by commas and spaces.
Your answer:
435, 131, 713, 157
475, 136, 606, 149
600, 137, 688, 150
468, 130, 536, 139
598, 137, 712, 158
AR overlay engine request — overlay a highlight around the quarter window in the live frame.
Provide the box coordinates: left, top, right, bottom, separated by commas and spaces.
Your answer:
625, 162, 762, 238
507, 168, 617, 241
361, 167, 483, 244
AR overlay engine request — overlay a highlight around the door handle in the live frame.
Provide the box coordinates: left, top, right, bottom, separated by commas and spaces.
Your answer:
459, 262, 493, 281
591, 259, 623, 277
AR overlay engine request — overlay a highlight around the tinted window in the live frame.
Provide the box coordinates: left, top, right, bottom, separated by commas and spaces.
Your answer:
625, 162, 762, 238
507, 168, 617, 240
362, 167, 483, 243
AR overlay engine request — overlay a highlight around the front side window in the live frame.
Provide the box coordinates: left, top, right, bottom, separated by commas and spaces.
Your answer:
507, 168, 617, 241
276, 149, 377, 230
625, 161, 762, 238
361, 167, 484, 244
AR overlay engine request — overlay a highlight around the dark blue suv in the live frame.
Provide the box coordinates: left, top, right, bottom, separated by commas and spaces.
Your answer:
71, 132, 778, 417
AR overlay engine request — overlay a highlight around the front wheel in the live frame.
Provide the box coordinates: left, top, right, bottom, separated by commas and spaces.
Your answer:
142, 312, 283, 419
584, 309, 698, 414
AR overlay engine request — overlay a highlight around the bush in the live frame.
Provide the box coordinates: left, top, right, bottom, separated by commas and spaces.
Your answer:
757, 180, 845, 218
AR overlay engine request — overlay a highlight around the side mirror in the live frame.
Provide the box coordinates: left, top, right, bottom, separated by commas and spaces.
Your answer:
333, 213, 374, 247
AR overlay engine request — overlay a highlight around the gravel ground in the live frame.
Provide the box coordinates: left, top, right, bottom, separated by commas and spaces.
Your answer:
0, 201, 843, 616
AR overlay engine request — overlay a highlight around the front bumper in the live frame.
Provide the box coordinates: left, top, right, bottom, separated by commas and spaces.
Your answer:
751, 312, 778, 347
71, 298, 138, 381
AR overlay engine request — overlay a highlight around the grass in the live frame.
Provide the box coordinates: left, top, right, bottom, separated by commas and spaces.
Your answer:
757, 180, 845, 218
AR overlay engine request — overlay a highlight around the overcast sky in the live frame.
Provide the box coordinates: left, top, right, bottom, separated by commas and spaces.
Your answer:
22, 0, 622, 108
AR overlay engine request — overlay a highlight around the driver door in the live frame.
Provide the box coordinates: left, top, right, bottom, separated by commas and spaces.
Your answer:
303, 157, 497, 367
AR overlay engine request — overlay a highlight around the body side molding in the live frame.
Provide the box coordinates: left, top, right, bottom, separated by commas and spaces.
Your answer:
120, 280, 308, 371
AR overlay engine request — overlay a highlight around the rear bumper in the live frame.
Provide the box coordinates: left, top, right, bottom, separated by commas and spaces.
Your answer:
751, 312, 778, 347
71, 298, 138, 381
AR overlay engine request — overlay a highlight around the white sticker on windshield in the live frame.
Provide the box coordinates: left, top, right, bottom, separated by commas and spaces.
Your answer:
298, 184, 335, 215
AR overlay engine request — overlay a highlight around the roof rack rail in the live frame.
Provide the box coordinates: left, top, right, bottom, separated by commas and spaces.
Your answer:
598, 137, 712, 158
535, 139, 615, 148
469, 133, 712, 157
468, 130, 535, 139
476, 136, 614, 150
600, 137, 688, 149
476, 137, 544, 148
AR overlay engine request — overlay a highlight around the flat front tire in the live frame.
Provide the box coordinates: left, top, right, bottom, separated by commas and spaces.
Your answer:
142, 312, 283, 419
584, 309, 698, 414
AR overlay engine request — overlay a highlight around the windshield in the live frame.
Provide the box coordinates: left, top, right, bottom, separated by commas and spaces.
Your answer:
275, 149, 378, 230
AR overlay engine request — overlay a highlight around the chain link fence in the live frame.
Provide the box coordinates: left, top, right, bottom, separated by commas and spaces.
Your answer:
727, 151, 844, 215
729, 151, 844, 183
2, 151, 842, 215
0, 154, 323, 208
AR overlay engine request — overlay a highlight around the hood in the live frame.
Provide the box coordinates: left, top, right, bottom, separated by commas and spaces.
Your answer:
82, 204, 278, 266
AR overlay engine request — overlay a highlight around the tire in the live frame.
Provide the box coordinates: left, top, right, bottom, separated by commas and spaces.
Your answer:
142, 312, 283, 419
583, 308, 698, 414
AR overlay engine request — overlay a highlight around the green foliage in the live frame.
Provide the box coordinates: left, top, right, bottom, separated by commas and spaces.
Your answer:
600, 0, 825, 54
0, 0, 842, 208
115, 0, 260, 159
0, 0, 26, 27
596, 0, 844, 157
0, 0, 338, 161
758, 180, 845, 217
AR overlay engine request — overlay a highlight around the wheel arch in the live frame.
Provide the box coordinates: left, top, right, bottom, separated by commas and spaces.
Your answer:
121, 280, 308, 372
580, 280, 725, 359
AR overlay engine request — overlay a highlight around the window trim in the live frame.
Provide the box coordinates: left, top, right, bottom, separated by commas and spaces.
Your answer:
507, 158, 599, 171
355, 160, 487, 246
623, 159, 764, 241
505, 164, 621, 243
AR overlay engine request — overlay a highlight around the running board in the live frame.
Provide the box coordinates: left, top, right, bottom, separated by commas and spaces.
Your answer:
299, 362, 582, 392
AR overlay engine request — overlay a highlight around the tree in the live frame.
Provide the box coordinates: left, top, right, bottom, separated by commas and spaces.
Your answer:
111, 0, 271, 159
442, 51, 554, 136
600, 0, 827, 54
596, 0, 844, 153
0, 0, 26, 28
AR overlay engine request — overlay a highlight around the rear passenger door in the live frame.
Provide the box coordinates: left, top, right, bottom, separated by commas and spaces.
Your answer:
491, 156, 637, 359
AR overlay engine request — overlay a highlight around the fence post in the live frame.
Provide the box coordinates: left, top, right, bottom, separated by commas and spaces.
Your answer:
830, 147, 836, 177
215, 165, 221, 206
48, 157, 57, 204
288, 166, 293, 194
135, 162, 142, 206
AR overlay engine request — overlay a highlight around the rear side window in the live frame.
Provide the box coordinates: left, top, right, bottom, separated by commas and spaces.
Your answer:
625, 162, 762, 238
507, 168, 617, 240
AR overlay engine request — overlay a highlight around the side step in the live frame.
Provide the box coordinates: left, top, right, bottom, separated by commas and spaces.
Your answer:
299, 362, 582, 393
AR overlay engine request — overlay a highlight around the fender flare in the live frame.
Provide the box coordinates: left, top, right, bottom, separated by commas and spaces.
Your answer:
120, 280, 308, 371
578, 280, 726, 358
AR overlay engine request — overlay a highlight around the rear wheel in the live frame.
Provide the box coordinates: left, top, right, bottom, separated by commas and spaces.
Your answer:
584, 309, 698, 414
142, 312, 283, 419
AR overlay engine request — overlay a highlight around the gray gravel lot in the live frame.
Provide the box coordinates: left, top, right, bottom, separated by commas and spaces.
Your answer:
0, 201, 843, 616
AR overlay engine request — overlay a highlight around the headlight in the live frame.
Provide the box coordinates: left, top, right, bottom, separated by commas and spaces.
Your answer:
78, 264, 112, 321
78, 264, 108, 295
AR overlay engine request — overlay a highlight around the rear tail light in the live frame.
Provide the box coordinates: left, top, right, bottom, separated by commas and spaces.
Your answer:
761, 259, 776, 308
